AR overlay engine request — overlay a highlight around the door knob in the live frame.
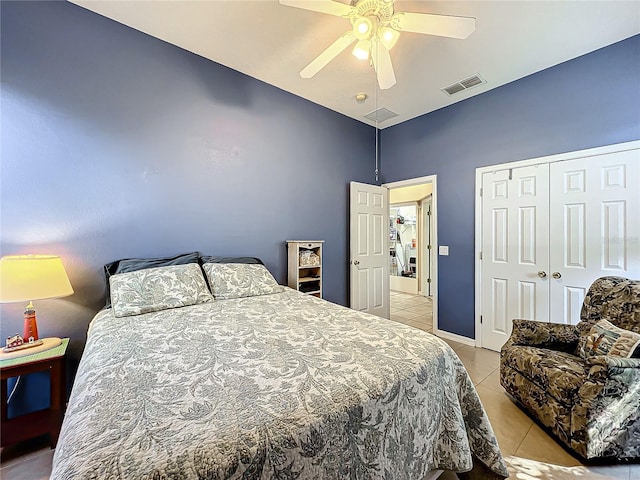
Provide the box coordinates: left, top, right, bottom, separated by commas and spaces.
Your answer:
353, 260, 360, 266
537, 271, 547, 278
552, 271, 562, 279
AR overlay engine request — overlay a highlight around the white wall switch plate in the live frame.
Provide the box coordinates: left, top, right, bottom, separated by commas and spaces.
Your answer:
439, 246, 449, 256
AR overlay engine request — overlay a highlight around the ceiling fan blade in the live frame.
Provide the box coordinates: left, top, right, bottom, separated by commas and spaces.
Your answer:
279, 0, 355, 17
300, 32, 355, 78
371, 41, 396, 90
391, 12, 476, 39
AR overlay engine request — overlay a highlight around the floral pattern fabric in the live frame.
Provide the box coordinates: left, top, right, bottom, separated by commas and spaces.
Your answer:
110, 263, 213, 317
203, 263, 284, 299
500, 276, 640, 460
52, 288, 507, 479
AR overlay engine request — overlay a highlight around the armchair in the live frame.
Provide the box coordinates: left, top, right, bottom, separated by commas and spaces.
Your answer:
500, 276, 640, 460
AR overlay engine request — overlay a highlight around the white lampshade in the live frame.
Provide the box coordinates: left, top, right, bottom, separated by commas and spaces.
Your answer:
0, 255, 74, 303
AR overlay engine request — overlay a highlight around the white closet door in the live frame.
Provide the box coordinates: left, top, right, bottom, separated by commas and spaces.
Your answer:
549, 151, 640, 324
481, 164, 550, 351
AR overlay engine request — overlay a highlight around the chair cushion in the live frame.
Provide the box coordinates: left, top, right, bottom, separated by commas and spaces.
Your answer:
581, 318, 640, 359
502, 346, 587, 403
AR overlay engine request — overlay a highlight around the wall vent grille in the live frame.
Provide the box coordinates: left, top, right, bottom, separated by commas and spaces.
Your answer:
442, 74, 486, 96
364, 107, 398, 123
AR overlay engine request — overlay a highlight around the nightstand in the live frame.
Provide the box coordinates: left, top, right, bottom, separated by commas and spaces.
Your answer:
0, 338, 69, 448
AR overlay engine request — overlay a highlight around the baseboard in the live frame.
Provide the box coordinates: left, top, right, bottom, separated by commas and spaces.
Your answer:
434, 328, 476, 347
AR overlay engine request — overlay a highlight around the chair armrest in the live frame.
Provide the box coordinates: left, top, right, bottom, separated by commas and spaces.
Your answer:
572, 355, 640, 458
501, 319, 579, 353
587, 355, 640, 370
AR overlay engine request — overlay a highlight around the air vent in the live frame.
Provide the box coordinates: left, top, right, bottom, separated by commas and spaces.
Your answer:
442, 74, 486, 96
364, 107, 398, 123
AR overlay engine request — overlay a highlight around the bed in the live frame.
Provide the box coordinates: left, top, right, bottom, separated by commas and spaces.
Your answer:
51, 254, 507, 479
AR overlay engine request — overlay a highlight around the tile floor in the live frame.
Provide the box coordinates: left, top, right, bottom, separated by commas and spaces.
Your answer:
389, 290, 639, 480
1, 292, 638, 479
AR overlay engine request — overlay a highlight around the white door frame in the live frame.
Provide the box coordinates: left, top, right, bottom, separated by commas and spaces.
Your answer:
384, 175, 438, 334
474, 140, 640, 348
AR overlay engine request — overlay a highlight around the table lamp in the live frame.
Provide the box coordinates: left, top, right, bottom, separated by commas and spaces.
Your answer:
0, 255, 74, 356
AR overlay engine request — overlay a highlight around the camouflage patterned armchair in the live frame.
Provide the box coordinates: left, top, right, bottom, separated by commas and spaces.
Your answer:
500, 277, 640, 460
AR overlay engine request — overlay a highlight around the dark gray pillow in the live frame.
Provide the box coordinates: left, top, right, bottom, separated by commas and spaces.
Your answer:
198, 256, 264, 265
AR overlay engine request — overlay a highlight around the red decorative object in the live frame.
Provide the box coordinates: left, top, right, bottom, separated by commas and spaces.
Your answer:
23, 303, 39, 341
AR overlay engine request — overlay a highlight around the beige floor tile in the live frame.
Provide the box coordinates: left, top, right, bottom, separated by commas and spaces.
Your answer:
401, 298, 431, 308
515, 423, 582, 467
475, 385, 534, 457
477, 369, 504, 393
454, 345, 500, 365
389, 316, 432, 332
440, 338, 467, 352
465, 366, 494, 386
391, 292, 416, 300
456, 356, 496, 381
402, 304, 432, 315
392, 309, 426, 321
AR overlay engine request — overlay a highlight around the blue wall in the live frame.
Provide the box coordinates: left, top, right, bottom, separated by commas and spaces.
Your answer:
0, 1, 375, 365
1, 1, 638, 415
380, 35, 640, 338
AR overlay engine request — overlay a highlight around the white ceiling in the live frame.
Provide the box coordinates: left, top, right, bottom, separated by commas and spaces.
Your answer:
70, 0, 640, 128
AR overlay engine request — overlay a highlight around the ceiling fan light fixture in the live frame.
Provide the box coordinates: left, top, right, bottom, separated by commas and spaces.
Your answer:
352, 39, 371, 60
379, 26, 400, 50
352, 16, 373, 40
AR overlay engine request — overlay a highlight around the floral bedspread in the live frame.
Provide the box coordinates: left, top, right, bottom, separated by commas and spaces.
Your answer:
51, 289, 507, 479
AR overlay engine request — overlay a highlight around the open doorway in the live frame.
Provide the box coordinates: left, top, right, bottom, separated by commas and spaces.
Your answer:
389, 203, 418, 292
384, 176, 437, 332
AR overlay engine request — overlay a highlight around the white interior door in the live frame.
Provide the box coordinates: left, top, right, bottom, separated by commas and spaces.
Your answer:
480, 164, 550, 351
549, 151, 640, 324
421, 196, 433, 297
350, 181, 390, 318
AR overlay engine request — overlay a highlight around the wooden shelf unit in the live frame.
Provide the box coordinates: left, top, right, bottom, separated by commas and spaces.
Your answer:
287, 241, 324, 298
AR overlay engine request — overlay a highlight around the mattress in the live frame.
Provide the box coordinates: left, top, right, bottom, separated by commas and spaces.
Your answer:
51, 288, 507, 479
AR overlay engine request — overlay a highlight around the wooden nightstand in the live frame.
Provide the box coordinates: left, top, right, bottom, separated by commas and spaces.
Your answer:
0, 338, 69, 448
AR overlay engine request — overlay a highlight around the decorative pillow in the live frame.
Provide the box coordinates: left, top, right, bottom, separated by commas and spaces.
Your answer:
110, 263, 212, 317
203, 263, 283, 299
581, 318, 640, 359
104, 252, 200, 308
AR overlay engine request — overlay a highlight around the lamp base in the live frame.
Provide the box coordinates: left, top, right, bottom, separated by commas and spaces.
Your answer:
0, 337, 62, 360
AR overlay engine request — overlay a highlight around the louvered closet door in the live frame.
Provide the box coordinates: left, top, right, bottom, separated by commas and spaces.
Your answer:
481, 164, 550, 352
549, 151, 640, 324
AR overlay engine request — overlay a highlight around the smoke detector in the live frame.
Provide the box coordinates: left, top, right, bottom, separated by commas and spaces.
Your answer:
355, 93, 368, 103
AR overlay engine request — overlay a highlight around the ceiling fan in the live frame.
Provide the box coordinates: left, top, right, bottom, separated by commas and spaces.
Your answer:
280, 0, 476, 90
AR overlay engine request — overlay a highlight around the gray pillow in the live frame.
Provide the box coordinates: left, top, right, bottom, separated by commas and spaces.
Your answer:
110, 263, 212, 317
104, 252, 200, 308
203, 263, 283, 299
